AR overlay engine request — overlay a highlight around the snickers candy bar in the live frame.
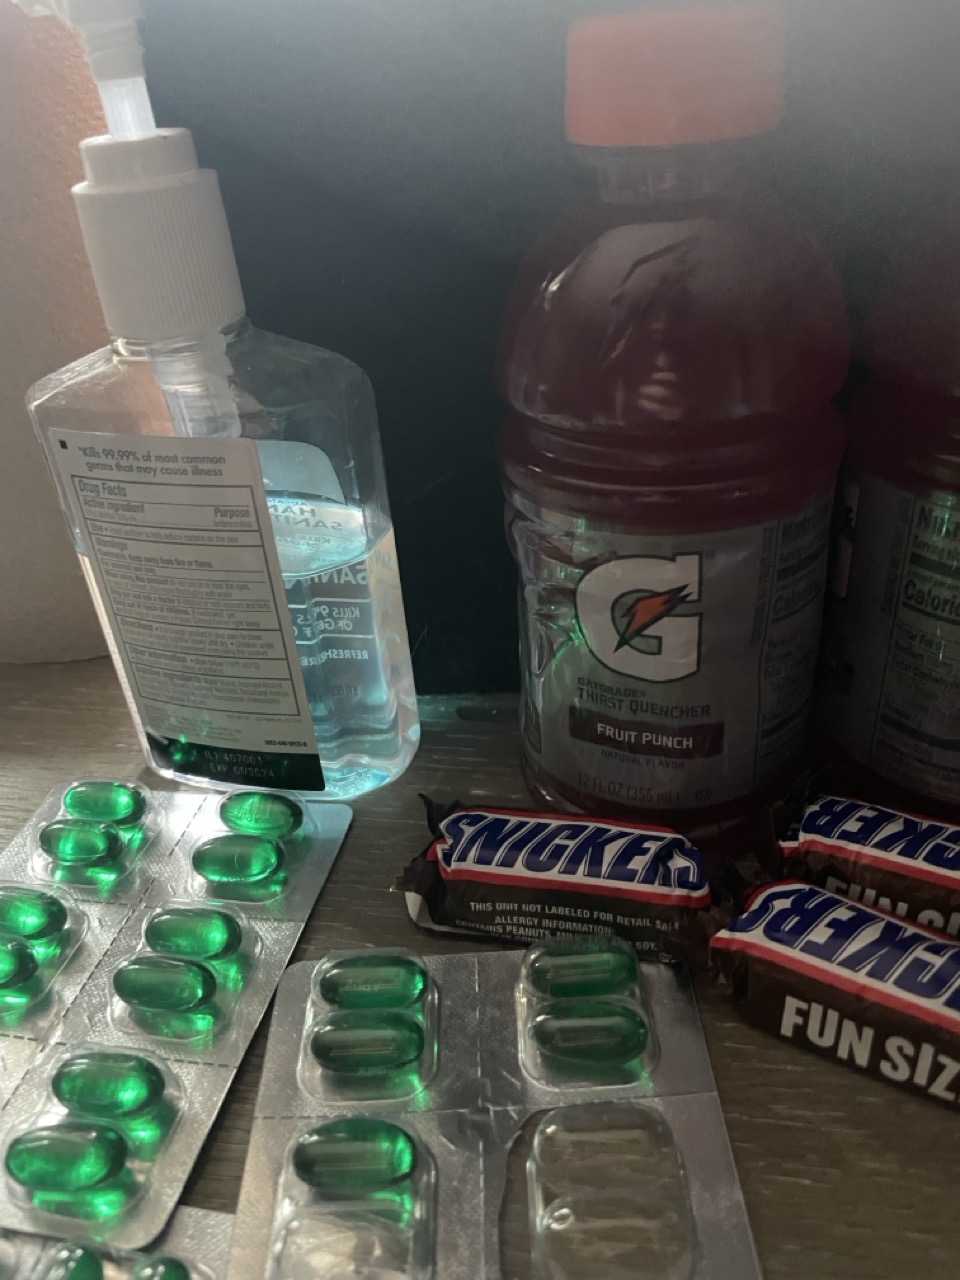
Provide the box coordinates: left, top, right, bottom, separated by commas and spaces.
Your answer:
712, 881, 960, 1108
401, 804, 710, 961
782, 796, 960, 937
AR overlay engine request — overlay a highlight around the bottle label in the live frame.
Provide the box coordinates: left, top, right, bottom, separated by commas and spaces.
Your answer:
51, 429, 324, 789
518, 496, 832, 810
821, 463, 960, 804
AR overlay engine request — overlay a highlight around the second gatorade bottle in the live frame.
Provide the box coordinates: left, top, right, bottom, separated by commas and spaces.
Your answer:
498, 5, 849, 849
820, 202, 960, 815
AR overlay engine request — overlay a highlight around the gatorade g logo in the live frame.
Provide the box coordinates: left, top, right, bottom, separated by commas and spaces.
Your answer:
576, 554, 703, 683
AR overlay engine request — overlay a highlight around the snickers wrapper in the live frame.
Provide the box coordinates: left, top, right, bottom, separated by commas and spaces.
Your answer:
712, 881, 960, 1108
401, 804, 711, 962
782, 796, 960, 938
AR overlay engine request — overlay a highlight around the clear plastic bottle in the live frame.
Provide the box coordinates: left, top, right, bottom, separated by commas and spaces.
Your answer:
28, 128, 418, 797
497, 6, 849, 850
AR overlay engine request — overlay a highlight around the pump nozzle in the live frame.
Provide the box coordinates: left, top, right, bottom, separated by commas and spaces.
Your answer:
12, 0, 154, 136
14, 0, 247, 441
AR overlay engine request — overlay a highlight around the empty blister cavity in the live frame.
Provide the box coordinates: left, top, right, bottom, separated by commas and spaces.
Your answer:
519, 938, 656, 1086
301, 951, 437, 1102
3, 1046, 182, 1225
269, 1118, 435, 1280
111, 903, 259, 1045
527, 1105, 695, 1280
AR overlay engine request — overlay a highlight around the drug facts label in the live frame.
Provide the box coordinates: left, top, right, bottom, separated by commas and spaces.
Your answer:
822, 464, 960, 804
52, 430, 323, 789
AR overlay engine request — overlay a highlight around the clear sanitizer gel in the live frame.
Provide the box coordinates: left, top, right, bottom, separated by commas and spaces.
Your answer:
22, 1, 419, 796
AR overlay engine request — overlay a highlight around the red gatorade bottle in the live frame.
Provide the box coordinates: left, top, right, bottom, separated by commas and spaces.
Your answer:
821, 203, 960, 817
497, 5, 849, 851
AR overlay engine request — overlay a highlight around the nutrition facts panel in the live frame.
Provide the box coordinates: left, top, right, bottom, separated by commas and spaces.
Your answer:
52, 430, 323, 788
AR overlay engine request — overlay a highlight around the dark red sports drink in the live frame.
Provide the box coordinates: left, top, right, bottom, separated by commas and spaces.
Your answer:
498, 5, 849, 850
821, 201, 960, 817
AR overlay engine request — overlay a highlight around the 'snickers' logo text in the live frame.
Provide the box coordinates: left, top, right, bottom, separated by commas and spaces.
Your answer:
430, 808, 710, 904
783, 796, 960, 890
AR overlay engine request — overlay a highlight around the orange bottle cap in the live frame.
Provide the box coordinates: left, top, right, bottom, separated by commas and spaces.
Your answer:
566, 4, 785, 148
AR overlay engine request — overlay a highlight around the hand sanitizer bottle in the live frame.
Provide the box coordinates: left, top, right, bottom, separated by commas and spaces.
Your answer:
22, 6, 418, 797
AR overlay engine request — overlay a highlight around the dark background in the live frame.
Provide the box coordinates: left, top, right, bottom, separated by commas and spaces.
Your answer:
140, 0, 960, 693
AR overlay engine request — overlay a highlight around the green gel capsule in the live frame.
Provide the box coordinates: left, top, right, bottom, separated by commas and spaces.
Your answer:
531, 1000, 648, 1066
63, 782, 146, 828
5, 1122, 127, 1192
31, 1169, 137, 1222
0, 887, 68, 942
39, 821, 123, 867
132, 1259, 191, 1280
192, 834, 283, 885
52, 1052, 166, 1120
39, 1244, 104, 1280
526, 941, 638, 1000
114, 956, 216, 1013
0, 940, 38, 990
310, 1011, 424, 1076
292, 1117, 417, 1193
318, 954, 427, 1010
219, 791, 303, 839
145, 907, 242, 961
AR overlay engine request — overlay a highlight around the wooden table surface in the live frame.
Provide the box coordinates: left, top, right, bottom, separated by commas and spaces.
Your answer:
0, 658, 953, 1279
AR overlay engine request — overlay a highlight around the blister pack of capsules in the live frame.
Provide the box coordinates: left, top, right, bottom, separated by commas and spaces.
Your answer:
1, 1204, 233, 1279
0, 781, 204, 1110
229, 937, 760, 1280
0, 780, 351, 1249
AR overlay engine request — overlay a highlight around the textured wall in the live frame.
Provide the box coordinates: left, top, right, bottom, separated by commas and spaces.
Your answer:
0, 8, 107, 662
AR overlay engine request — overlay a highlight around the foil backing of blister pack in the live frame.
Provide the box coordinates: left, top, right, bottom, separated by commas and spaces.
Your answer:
230, 953, 484, 1280
229, 948, 761, 1280
0, 783, 351, 1250
7, 1203, 234, 1278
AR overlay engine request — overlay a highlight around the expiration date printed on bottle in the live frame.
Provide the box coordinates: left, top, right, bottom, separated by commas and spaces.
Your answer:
50, 430, 323, 789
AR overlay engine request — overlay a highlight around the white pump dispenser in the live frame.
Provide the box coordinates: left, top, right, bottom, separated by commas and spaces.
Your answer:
75, 129, 245, 345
